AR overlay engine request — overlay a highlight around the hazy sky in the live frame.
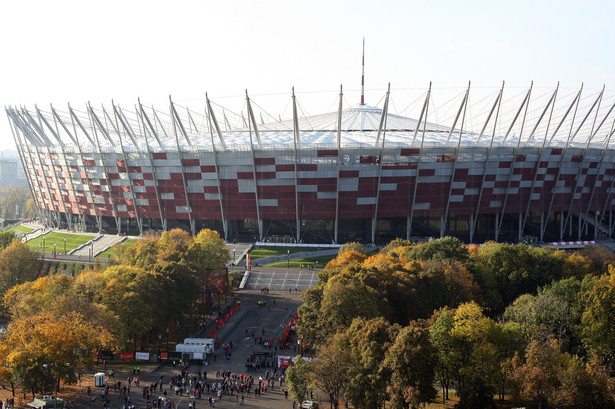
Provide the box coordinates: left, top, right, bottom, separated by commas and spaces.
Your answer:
2, 0, 614, 149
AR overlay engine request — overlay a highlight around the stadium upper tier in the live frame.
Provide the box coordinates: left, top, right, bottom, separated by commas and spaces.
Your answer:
6, 85, 615, 152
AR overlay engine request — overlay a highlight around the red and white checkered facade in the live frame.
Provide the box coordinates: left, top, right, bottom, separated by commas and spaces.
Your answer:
6, 85, 615, 243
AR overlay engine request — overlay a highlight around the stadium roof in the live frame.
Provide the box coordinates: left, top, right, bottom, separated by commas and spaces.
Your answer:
7, 85, 615, 152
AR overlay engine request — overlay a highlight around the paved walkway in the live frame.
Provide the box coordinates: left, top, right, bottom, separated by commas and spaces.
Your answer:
28, 286, 310, 409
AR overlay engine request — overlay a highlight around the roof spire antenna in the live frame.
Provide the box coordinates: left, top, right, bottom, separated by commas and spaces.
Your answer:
360, 37, 365, 106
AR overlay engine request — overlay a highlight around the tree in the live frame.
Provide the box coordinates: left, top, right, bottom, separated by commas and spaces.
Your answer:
188, 228, 230, 278
580, 245, 615, 275
311, 335, 349, 409
554, 355, 615, 409
580, 266, 615, 361
287, 356, 311, 404
402, 236, 469, 262
512, 337, 566, 409
319, 275, 389, 333
472, 242, 565, 313
0, 186, 33, 219
101, 265, 168, 348
451, 302, 500, 409
429, 309, 456, 404
383, 322, 437, 409
338, 242, 366, 255
2, 311, 116, 398
0, 231, 16, 249
0, 238, 40, 302
343, 318, 400, 409
297, 286, 326, 347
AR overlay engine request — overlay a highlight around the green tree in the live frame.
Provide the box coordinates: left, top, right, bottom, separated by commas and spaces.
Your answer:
580, 266, 615, 361
0, 186, 33, 219
429, 309, 456, 404
297, 285, 326, 347
403, 236, 469, 262
343, 318, 400, 409
287, 356, 311, 404
311, 334, 349, 409
319, 274, 389, 333
101, 265, 168, 348
383, 322, 437, 409
0, 238, 39, 302
0, 231, 17, 248
473, 242, 565, 313
452, 302, 500, 409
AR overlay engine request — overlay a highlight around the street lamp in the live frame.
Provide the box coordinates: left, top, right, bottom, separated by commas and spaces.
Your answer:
64, 238, 66, 255
53, 242, 56, 256
287, 249, 290, 269
74, 347, 86, 395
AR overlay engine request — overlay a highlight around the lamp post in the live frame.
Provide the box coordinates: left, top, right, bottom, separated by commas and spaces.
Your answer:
53, 242, 56, 257
287, 249, 290, 269
74, 347, 85, 395
64, 238, 66, 255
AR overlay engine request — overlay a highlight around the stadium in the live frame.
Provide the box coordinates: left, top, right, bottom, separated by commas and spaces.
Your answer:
5, 82, 615, 244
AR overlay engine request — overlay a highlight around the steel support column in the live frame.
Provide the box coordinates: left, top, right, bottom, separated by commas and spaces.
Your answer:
291, 88, 301, 242
334, 85, 343, 243
470, 83, 504, 243
205, 94, 228, 239
169, 97, 195, 235
372, 84, 391, 244
88, 104, 122, 232
408, 84, 432, 239
245, 91, 263, 241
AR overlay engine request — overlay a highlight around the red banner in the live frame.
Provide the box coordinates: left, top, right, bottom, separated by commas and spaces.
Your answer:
278, 357, 291, 368
119, 352, 134, 361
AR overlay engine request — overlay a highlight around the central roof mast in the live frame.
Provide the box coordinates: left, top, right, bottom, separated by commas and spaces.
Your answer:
360, 37, 365, 105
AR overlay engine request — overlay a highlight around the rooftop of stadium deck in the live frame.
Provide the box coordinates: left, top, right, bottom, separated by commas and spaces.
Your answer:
6, 83, 615, 151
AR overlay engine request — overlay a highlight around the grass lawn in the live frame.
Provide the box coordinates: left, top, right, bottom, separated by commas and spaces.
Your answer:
250, 245, 328, 260
97, 238, 139, 258
4, 224, 35, 236
264, 254, 337, 268
27, 232, 95, 254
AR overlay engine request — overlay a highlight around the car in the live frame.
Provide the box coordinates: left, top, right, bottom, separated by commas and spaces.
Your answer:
301, 400, 320, 409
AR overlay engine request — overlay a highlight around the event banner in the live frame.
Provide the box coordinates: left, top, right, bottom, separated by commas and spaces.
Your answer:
278, 356, 292, 368
119, 352, 134, 361
135, 352, 150, 361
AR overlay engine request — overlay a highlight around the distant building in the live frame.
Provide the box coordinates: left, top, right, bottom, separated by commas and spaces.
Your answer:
0, 158, 27, 188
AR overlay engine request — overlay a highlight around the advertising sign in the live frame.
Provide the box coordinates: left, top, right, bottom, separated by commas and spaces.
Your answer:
135, 352, 150, 361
